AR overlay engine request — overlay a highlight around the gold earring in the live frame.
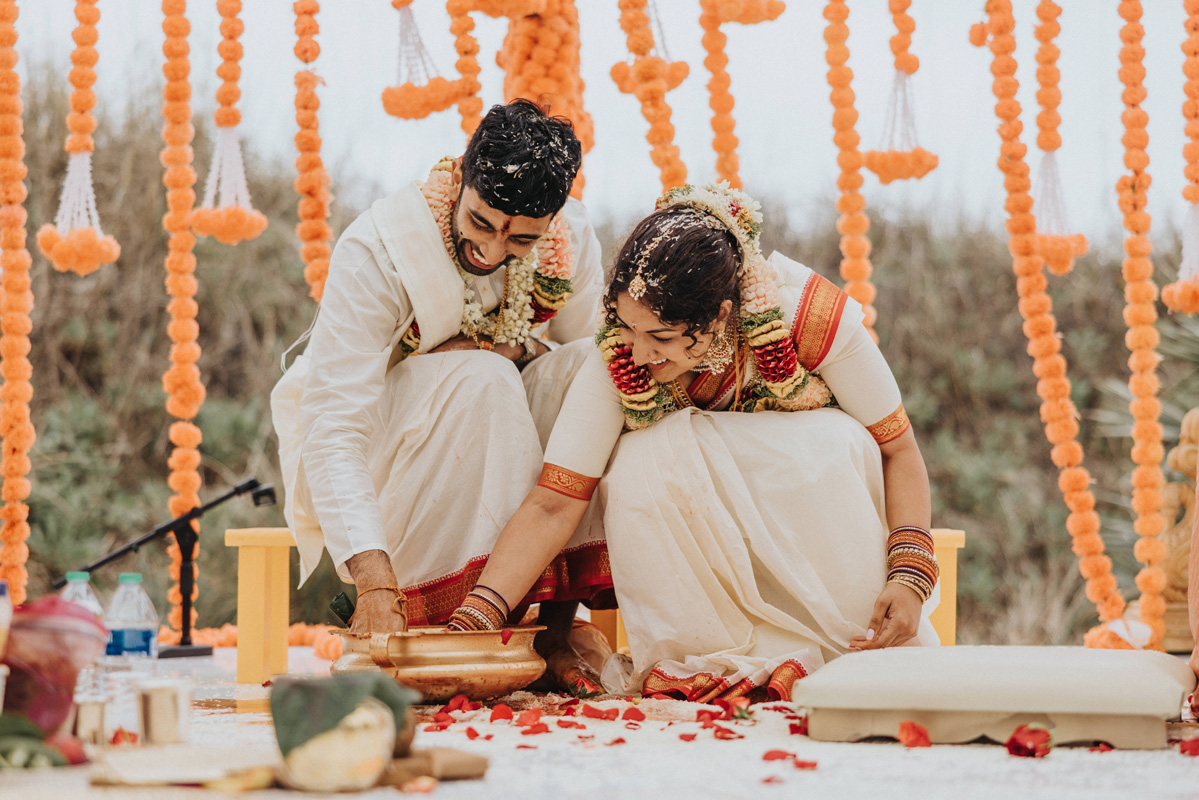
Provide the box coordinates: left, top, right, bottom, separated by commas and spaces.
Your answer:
697, 326, 734, 373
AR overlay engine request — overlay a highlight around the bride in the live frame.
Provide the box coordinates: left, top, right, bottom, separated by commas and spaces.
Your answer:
450, 182, 940, 701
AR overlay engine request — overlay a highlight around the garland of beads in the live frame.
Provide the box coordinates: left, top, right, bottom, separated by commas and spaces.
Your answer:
863, 0, 938, 185
293, 0, 332, 301
1164, 0, 1199, 314
823, 0, 877, 343
1030, 0, 1087, 276
191, 0, 268, 246
413, 157, 573, 349
597, 183, 833, 430
612, 0, 689, 191
161, 0, 206, 635
971, 3, 1129, 646
698, 0, 784, 189
0, 0, 34, 606
35, 0, 121, 276
1115, 0, 1166, 649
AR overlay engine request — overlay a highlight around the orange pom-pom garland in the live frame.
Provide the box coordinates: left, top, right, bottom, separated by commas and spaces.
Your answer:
1165, 0, 1199, 313
35, 0, 120, 276
191, 0, 267, 245
161, 0, 206, 634
294, 0, 331, 301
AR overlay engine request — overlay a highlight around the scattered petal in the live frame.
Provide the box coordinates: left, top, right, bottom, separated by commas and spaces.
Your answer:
501, 628, 514, 645
1090, 742, 1114, 753
788, 723, 806, 736
110, 728, 138, 746
577, 735, 595, 741
433, 711, 453, 724
557, 719, 586, 729
560, 699, 580, 708
793, 759, 818, 770
679, 733, 697, 742
442, 694, 470, 713
648, 692, 674, 701
623, 707, 646, 722
423, 723, 451, 733
762, 776, 784, 784
763, 750, 794, 761
625, 722, 641, 730
465, 727, 481, 740
582, 703, 619, 721
898, 720, 931, 748
763, 705, 792, 713
716, 697, 752, 720
516, 744, 537, 750
1006, 724, 1053, 758
713, 725, 744, 740
490, 704, 514, 723
522, 723, 550, 735
261, 679, 273, 688
606, 737, 627, 746
1181, 739, 1199, 757
697, 709, 720, 727
516, 709, 543, 727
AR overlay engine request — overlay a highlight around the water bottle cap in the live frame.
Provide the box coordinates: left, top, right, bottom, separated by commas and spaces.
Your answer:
118, 573, 143, 584
66, 571, 90, 582
0, 580, 7, 596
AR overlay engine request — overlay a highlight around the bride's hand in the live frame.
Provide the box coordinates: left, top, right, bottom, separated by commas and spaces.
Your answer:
848, 582, 923, 651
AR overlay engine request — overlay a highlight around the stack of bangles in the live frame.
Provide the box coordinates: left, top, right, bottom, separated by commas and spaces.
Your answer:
886, 525, 939, 603
447, 585, 511, 632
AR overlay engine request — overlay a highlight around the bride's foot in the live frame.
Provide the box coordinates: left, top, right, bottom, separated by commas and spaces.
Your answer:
532, 630, 604, 697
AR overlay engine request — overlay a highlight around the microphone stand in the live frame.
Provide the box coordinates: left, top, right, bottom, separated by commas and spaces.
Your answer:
54, 478, 277, 659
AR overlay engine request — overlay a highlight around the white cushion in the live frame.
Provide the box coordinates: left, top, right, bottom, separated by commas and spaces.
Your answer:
791, 646, 1196, 749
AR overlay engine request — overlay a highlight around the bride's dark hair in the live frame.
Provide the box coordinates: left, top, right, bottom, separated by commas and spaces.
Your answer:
604, 209, 742, 349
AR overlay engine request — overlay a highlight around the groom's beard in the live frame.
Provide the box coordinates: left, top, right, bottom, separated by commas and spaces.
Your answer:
450, 212, 513, 277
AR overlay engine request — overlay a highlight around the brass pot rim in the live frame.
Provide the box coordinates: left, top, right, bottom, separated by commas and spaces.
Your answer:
334, 624, 546, 640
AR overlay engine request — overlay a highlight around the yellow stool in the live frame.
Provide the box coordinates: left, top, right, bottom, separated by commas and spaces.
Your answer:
591, 528, 966, 652
225, 527, 295, 684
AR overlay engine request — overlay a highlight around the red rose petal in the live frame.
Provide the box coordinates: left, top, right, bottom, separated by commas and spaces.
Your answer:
516, 709, 543, 727
582, 703, 618, 721
501, 628, 514, 645
762, 776, 784, 784
465, 727, 480, 740
557, 719, 586, 729
423, 723, 451, 732
490, 704, 514, 722
713, 725, 744, 740
577, 735, 595, 741
516, 744, 537, 749
697, 709, 720, 726
605, 708, 620, 721
623, 707, 646, 721
1006, 724, 1052, 758
110, 727, 138, 746
898, 720, 931, 748
606, 737, 627, 746
625, 722, 641, 730
467, 701, 482, 711
1090, 742, 1114, 753
561, 699, 580, 708
679, 733, 697, 742
763, 750, 794, 761
522, 722, 550, 735
788, 723, 807, 736
763, 705, 792, 713
433, 711, 454, 724
793, 759, 818, 770
1181, 739, 1199, 756
648, 692, 673, 700
444, 694, 469, 713
261, 679, 273, 688
563, 706, 578, 717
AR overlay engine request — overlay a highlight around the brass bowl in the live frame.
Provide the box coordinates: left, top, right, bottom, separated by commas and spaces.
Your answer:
331, 626, 547, 702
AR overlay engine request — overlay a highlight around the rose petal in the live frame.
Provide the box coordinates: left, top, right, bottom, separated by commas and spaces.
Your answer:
898, 720, 931, 748
1090, 742, 1114, 753
501, 628, 514, 645
1181, 739, 1199, 757
679, 733, 697, 742
516, 709, 543, 727
788, 722, 808, 736
516, 744, 537, 749
557, 719, 586, 729
763, 750, 794, 761
622, 707, 646, 722
423, 723, 451, 732
763, 776, 784, 784
793, 759, 818, 770
763, 705, 792, 713
561, 699, 580, 708
1006, 724, 1052, 758
648, 692, 673, 701
522, 723, 550, 735
606, 737, 627, 746
465, 727, 480, 740
490, 704, 514, 722
713, 725, 744, 740
433, 711, 453, 724
261, 679, 273, 688
577, 735, 595, 741
625, 722, 641, 730
443, 694, 469, 713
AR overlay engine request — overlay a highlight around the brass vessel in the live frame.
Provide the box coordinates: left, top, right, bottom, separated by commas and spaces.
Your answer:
332, 626, 547, 702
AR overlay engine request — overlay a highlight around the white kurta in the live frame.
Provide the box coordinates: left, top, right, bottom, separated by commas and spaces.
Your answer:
532, 254, 938, 701
270, 183, 604, 622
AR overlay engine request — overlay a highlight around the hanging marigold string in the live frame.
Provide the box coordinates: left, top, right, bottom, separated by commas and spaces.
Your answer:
612, 0, 689, 191
161, 0, 206, 636
497, 0, 593, 198
698, 0, 785, 189
1114, 0, 1166, 649
863, 0, 938, 185
35, 0, 120, 276
972, 3, 1128, 646
0, 0, 34, 607
191, 0, 267, 246
1165, 0, 1199, 314
293, 0, 331, 301
1030, 0, 1087, 276
824, 0, 877, 342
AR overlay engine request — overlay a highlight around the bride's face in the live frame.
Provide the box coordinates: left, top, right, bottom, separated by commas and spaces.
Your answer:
614, 292, 733, 383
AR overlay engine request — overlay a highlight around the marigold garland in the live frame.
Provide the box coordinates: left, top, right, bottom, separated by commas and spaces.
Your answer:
35, 0, 120, 276
161, 0, 206, 633
698, 0, 785, 189
862, 0, 937, 185
191, 0, 268, 246
1030, 0, 1087, 276
824, 0, 877, 342
1113, 0, 1166, 649
496, 0, 593, 198
0, 0, 34, 607
612, 0, 689, 191
972, 2, 1128, 646
293, 0, 331, 301
1165, 0, 1199, 313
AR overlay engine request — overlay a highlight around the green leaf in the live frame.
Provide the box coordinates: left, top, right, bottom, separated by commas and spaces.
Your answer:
270, 673, 420, 758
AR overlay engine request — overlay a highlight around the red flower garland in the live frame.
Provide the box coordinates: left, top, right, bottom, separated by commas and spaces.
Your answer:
294, 0, 331, 301
0, 0, 33, 606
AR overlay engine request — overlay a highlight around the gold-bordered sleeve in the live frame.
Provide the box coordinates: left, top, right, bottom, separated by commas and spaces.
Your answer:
866, 403, 911, 444
537, 462, 600, 502
791, 272, 849, 371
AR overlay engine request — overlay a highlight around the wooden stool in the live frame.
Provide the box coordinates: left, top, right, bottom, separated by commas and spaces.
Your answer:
590, 528, 967, 652
225, 527, 295, 684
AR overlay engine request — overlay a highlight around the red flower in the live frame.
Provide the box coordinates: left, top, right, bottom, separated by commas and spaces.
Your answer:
1006, 724, 1052, 758
715, 696, 752, 720
1180, 739, 1199, 757
522, 723, 550, 735
762, 750, 794, 761
110, 728, 138, 746
500, 628, 514, 645
679, 733, 697, 742
490, 704, 514, 722
516, 708, 543, 727
622, 707, 646, 721
898, 720, 931, 748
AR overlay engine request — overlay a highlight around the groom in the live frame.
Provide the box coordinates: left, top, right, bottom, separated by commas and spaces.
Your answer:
272, 99, 611, 690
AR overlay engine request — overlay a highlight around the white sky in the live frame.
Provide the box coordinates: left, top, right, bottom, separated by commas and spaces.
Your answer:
15, 1, 1196, 242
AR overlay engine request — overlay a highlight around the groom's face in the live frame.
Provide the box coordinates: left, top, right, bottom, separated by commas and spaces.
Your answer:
450, 183, 554, 277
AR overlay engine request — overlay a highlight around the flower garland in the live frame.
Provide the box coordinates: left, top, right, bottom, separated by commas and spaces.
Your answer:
35, 0, 121, 276
1115, 0, 1166, 649
598, 183, 832, 430
191, 0, 268, 246
294, 0, 331, 301
0, 0, 33, 607
161, 0, 206, 634
971, 3, 1128, 644
412, 157, 573, 350
497, 0, 593, 198
824, 0, 877, 343
611, 0, 689, 191
863, 0, 938, 185
1164, 0, 1199, 314
698, 0, 785, 189
1030, 0, 1087, 276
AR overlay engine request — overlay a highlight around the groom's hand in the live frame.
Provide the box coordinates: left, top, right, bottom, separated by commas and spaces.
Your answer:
345, 550, 407, 634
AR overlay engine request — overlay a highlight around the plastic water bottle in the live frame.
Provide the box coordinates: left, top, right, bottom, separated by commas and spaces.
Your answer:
101, 573, 160, 734
0, 580, 11, 657
60, 572, 105, 699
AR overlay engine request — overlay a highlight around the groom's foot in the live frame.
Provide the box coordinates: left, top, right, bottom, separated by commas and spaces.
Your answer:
532, 629, 605, 697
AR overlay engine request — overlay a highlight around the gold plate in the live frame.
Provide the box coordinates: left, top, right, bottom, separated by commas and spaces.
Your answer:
331, 626, 547, 702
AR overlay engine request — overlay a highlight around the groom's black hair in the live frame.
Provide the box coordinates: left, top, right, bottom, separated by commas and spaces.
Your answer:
461, 98, 582, 219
